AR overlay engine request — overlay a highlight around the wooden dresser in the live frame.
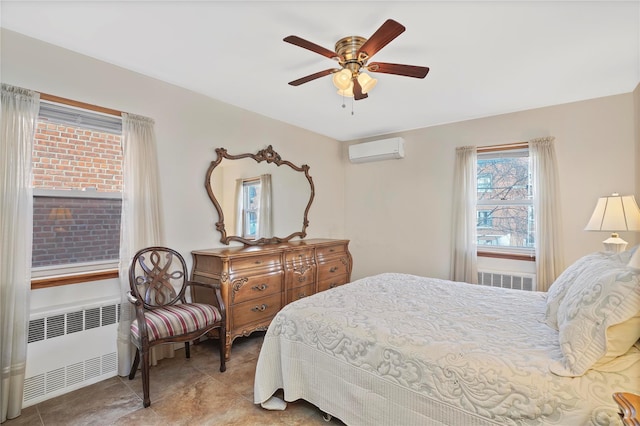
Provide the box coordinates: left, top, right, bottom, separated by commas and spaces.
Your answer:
191, 239, 352, 359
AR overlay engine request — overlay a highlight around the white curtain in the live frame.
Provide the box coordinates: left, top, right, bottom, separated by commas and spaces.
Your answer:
257, 174, 273, 239
530, 136, 564, 291
117, 113, 166, 376
234, 178, 243, 236
0, 84, 39, 422
450, 146, 478, 283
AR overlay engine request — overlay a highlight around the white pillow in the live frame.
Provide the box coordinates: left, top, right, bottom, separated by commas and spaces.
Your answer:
544, 252, 610, 330
550, 260, 640, 377
591, 313, 640, 372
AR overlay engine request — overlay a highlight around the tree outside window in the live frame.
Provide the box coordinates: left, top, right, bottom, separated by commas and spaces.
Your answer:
476, 151, 534, 253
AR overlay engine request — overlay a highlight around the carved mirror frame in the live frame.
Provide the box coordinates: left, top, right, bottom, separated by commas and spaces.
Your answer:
205, 145, 315, 246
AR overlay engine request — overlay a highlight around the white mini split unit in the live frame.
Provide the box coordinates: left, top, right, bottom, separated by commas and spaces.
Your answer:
348, 137, 405, 163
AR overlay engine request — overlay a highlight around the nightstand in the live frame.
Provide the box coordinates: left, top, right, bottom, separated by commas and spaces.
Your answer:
613, 392, 640, 426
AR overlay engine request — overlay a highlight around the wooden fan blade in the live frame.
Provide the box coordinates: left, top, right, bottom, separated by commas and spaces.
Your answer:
367, 62, 430, 79
357, 19, 405, 60
283, 36, 341, 61
288, 69, 337, 86
352, 78, 368, 101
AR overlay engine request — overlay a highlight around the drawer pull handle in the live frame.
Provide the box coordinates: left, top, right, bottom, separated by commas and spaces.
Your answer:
329, 283, 338, 288
254, 260, 262, 265
252, 283, 268, 291
298, 276, 307, 283
329, 267, 338, 273
298, 293, 307, 299
251, 304, 268, 312
329, 249, 335, 252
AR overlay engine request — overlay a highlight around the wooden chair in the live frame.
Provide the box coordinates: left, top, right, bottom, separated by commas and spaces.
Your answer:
127, 246, 226, 407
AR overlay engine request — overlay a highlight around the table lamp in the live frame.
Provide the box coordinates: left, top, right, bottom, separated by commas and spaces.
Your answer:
584, 193, 640, 253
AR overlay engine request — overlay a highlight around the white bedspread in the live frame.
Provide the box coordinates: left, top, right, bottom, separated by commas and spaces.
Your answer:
254, 273, 639, 425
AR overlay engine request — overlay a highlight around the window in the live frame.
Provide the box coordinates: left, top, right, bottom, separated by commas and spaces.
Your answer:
476, 149, 534, 255
32, 101, 123, 279
241, 178, 261, 239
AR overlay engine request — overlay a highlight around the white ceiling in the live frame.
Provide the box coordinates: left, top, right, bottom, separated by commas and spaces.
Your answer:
2, 1, 639, 141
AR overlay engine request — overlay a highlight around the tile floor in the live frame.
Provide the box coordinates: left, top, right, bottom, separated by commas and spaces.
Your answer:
4, 332, 345, 425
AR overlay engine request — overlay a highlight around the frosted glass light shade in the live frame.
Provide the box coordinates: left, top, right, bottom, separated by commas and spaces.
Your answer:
337, 81, 354, 97
357, 72, 378, 94
332, 69, 352, 90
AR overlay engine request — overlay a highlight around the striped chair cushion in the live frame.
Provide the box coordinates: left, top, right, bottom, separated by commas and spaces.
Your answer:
130, 303, 222, 343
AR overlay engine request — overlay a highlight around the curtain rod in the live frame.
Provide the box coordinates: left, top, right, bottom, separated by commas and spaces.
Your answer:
39, 92, 122, 117
477, 141, 528, 153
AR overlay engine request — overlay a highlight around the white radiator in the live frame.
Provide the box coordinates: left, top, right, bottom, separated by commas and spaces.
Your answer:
23, 298, 120, 407
477, 270, 537, 291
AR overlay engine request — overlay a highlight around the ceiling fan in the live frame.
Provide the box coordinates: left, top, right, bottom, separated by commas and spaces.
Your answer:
284, 19, 429, 101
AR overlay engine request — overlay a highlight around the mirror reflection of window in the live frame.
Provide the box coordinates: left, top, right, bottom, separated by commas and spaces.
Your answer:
242, 178, 260, 239
235, 174, 273, 240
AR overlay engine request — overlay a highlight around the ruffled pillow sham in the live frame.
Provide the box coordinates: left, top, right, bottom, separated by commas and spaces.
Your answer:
550, 258, 640, 377
544, 248, 636, 330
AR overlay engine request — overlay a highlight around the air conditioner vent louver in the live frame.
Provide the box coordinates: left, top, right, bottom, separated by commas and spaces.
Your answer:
46, 314, 65, 339
28, 319, 45, 343
67, 311, 83, 334
477, 270, 536, 291
86, 307, 101, 329
102, 304, 117, 326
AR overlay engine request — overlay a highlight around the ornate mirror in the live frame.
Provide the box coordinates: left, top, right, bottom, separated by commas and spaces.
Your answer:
205, 145, 314, 246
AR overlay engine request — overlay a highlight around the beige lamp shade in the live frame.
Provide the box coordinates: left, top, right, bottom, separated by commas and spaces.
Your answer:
584, 193, 640, 252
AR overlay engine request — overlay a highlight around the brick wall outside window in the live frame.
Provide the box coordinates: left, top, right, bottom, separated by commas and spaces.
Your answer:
33, 121, 122, 191
32, 121, 123, 268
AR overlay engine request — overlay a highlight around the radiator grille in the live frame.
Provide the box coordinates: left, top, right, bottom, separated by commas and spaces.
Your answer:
24, 300, 121, 407
27, 303, 121, 344
477, 271, 536, 291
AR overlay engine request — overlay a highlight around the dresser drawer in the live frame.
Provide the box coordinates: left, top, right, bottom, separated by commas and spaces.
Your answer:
231, 272, 283, 305
230, 253, 281, 272
287, 282, 314, 304
317, 274, 348, 292
317, 258, 349, 281
232, 293, 282, 329
316, 243, 347, 260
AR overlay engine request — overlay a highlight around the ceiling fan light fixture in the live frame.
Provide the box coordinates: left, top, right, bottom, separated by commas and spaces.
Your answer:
337, 82, 354, 98
357, 72, 378, 94
332, 69, 352, 90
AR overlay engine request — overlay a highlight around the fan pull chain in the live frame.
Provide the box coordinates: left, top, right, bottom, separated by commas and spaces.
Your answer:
339, 95, 354, 116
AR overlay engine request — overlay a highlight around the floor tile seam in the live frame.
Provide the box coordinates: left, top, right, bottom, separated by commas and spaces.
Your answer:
115, 374, 143, 404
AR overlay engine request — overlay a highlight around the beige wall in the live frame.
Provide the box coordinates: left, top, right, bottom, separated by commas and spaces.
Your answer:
3, 28, 638, 299
345, 93, 638, 280
1, 29, 346, 308
634, 83, 640, 198
1, 29, 346, 252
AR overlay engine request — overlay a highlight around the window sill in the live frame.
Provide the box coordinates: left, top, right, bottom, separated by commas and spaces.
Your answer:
478, 251, 536, 262
31, 269, 119, 289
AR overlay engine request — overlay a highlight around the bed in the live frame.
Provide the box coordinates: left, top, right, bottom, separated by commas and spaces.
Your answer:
254, 250, 640, 425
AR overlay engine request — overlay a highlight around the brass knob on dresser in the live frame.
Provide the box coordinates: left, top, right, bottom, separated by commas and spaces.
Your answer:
329, 267, 338, 273
251, 304, 268, 312
252, 283, 268, 291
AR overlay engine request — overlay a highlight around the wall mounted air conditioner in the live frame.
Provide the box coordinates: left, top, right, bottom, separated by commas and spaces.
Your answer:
348, 137, 405, 163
